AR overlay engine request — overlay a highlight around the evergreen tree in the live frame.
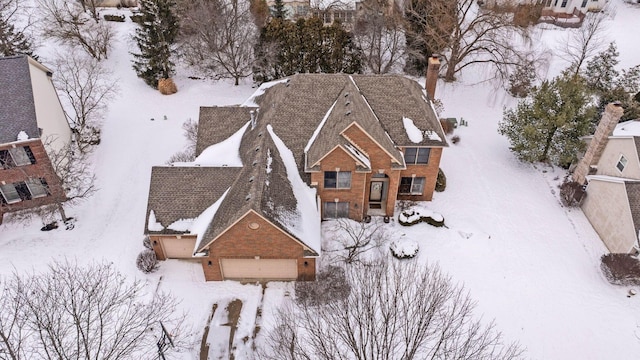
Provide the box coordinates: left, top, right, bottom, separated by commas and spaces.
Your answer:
272, 0, 288, 19
498, 72, 596, 168
584, 42, 619, 94
132, 0, 179, 88
253, 18, 362, 83
0, 11, 36, 58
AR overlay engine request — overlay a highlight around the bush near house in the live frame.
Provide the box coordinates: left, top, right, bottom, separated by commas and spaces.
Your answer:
390, 239, 419, 259
435, 168, 446, 192
398, 209, 445, 227
104, 14, 125, 22
601, 253, 640, 286
136, 249, 159, 273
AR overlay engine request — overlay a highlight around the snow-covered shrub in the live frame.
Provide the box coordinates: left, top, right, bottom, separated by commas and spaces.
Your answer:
136, 249, 159, 273
295, 266, 350, 306
601, 253, 640, 286
398, 208, 445, 227
435, 168, 446, 192
451, 135, 460, 144
143, 235, 153, 250
103, 14, 125, 22
390, 239, 419, 259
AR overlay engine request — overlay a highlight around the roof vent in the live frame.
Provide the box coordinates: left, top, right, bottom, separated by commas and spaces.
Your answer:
252, 160, 258, 166
345, 110, 351, 116
345, 100, 351, 106
245, 194, 252, 201
249, 176, 255, 183
255, 146, 260, 152
344, 92, 349, 97
258, 131, 263, 137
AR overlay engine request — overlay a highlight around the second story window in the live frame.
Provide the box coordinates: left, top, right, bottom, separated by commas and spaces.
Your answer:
404, 147, 430, 165
0, 146, 36, 168
324, 171, 351, 189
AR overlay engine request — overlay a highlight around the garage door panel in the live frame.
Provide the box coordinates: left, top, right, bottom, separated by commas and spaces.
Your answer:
220, 259, 297, 280
161, 237, 196, 259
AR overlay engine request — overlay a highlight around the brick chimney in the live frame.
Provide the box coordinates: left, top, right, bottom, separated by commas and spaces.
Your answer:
573, 102, 625, 185
425, 55, 440, 101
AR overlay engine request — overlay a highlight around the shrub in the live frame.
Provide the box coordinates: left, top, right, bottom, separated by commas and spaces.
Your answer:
103, 14, 126, 22
560, 180, 585, 207
390, 239, 419, 259
295, 266, 350, 306
130, 14, 145, 24
136, 249, 159, 273
398, 209, 445, 227
601, 253, 640, 286
142, 235, 152, 250
158, 78, 178, 95
451, 135, 460, 144
435, 168, 446, 192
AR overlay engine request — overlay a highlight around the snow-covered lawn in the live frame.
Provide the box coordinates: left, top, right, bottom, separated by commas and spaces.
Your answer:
1, 1, 640, 359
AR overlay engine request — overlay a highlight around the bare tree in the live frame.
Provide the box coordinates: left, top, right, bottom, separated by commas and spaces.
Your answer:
0, 0, 37, 58
45, 139, 97, 222
324, 218, 387, 264
0, 260, 190, 360
557, 11, 608, 76
0, 277, 28, 360
353, 0, 405, 74
259, 259, 523, 360
405, 0, 531, 82
166, 118, 198, 164
74, 0, 100, 22
178, 0, 256, 85
52, 52, 118, 154
38, 0, 113, 60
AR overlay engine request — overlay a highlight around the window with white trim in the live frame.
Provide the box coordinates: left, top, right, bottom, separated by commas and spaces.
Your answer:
561, 0, 568, 7
0, 183, 22, 204
324, 171, 351, 189
404, 147, 430, 165
26, 178, 48, 198
399, 177, 425, 195
0, 146, 35, 168
324, 202, 349, 218
616, 155, 628, 172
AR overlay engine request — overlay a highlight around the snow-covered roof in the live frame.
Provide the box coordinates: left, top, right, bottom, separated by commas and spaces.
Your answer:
174, 122, 249, 167
613, 120, 640, 137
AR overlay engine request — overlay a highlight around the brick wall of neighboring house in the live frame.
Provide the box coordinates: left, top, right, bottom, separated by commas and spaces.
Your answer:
200, 211, 316, 281
0, 139, 66, 222
311, 146, 368, 221
398, 147, 442, 202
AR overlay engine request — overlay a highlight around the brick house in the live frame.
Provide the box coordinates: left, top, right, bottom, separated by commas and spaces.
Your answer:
0, 56, 72, 223
144, 62, 447, 281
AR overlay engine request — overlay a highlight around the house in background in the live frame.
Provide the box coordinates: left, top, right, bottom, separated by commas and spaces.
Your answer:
574, 103, 640, 254
144, 60, 447, 281
481, 0, 608, 27
0, 55, 71, 224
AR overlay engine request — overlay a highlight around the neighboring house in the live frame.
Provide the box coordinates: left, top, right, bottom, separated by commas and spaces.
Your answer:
0, 56, 72, 223
143, 59, 447, 281
481, 0, 608, 27
575, 103, 640, 253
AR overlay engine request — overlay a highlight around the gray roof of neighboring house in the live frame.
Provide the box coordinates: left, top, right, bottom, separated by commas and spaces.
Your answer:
0, 56, 39, 144
144, 166, 241, 234
626, 181, 640, 240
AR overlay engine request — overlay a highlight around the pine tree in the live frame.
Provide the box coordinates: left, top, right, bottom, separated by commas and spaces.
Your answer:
498, 72, 596, 168
272, 0, 288, 19
584, 42, 619, 94
132, 0, 179, 88
0, 11, 36, 58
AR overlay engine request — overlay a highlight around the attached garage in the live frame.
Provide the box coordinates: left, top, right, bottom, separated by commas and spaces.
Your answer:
219, 258, 297, 280
158, 236, 196, 259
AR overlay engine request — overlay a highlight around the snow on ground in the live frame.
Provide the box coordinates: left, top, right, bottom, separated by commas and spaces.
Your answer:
1, 1, 640, 359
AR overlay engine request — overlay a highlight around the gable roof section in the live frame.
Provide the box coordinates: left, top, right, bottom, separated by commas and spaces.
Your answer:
305, 77, 403, 170
353, 75, 447, 147
196, 120, 320, 255
144, 166, 241, 234
196, 106, 257, 156
625, 181, 640, 242
0, 56, 39, 144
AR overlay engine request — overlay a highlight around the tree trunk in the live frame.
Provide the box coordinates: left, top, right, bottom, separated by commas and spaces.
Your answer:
541, 126, 557, 162
57, 202, 68, 222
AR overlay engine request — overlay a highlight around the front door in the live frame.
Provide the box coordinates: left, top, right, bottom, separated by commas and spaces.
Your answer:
370, 181, 383, 202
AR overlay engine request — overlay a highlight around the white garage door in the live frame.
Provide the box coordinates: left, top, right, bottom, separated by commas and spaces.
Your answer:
161, 237, 196, 259
220, 259, 297, 280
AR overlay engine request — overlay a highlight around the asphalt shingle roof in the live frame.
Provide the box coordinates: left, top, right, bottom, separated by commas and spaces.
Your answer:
0, 56, 39, 144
